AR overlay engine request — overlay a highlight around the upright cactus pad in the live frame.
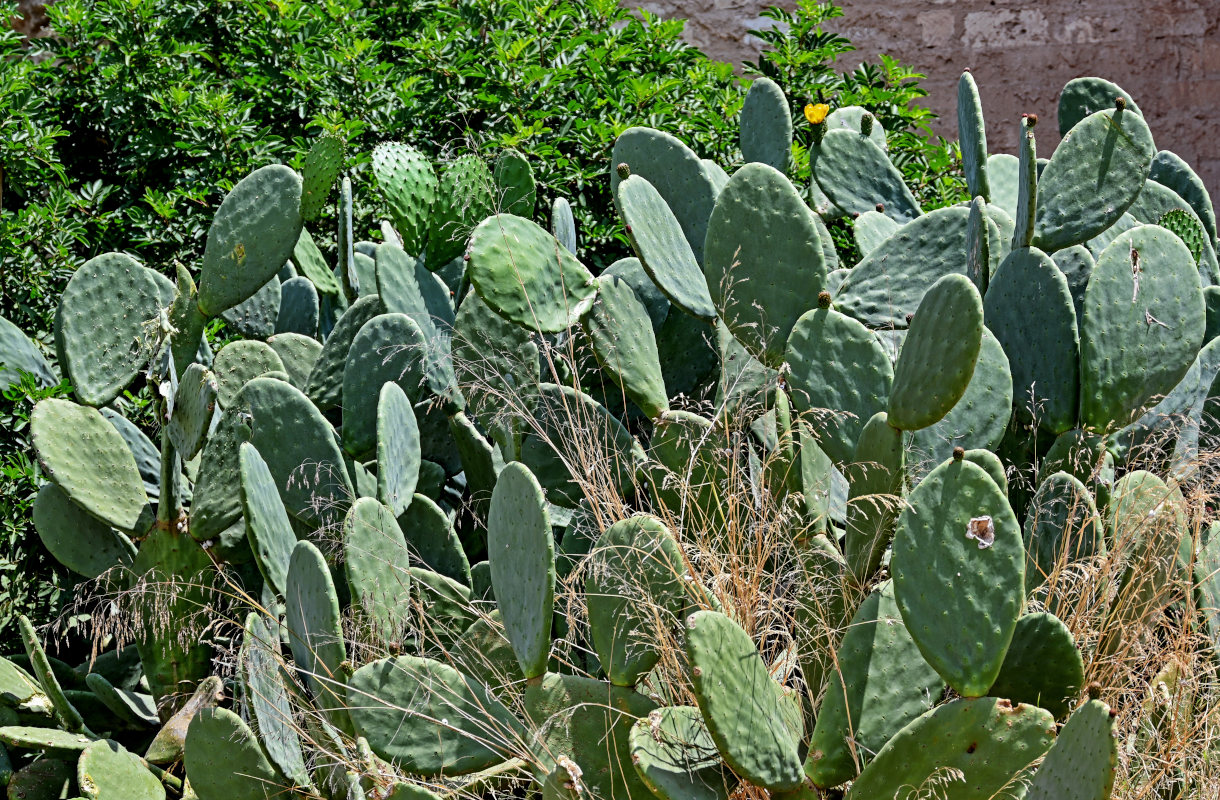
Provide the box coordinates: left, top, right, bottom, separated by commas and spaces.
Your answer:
372, 142, 437, 255
33, 483, 135, 579
582, 273, 668, 418
344, 498, 413, 641
397, 492, 470, 585
892, 457, 1024, 696
185, 708, 287, 800
740, 77, 792, 172
167, 363, 218, 459
220, 273, 280, 340
493, 148, 537, 218
629, 707, 734, 800
811, 128, 921, 223
342, 313, 429, 457
1026, 699, 1117, 800
241, 614, 309, 787
274, 276, 320, 337
238, 442, 297, 597
845, 698, 1056, 800
377, 382, 421, 517
284, 541, 350, 733
685, 610, 804, 791
307, 294, 384, 410
989, 612, 1084, 720
427, 155, 495, 268
705, 162, 827, 367
300, 133, 344, 222
55, 252, 162, 406
1150, 149, 1217, 245
842, 412, 904, 583
957, 72, 990, 202
0, 315, 55, 391
487, 462, 554, 679
551, 196, 577, 254
1024, 472, 1104, 595
888, 274, 983, 431
198, 164, 304, 317
852, 210, 898, 257
78, 739, 165, 800
213, 339, 285, 408
1058, 76, 1144, 137
467, 214, 597, 333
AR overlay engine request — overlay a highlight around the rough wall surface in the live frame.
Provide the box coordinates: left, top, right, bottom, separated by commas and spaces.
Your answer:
640, 0, 1220, 201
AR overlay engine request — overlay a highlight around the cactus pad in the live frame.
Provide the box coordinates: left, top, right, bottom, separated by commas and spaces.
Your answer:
344, 498, 413, 641
493, 148, 536, 218
78, 739, 164, 800
0, 315, 55, 390
186, 707, 286, 800
812, 128, 921, 223
629, 706, 734, 800
33, 483, 135, 579
957, 72, 990, 201
582, 273, 668, 417
740, 77, 792, 172
213, 340, 285, 408
989, 612, 1084, 720
1024, 472, 1104, 595
427, 155, 495, 268
1058, 76, 1144, 137
300, 133, 344, 221
284, 540, 349, 731
372, 142, 437, 255
1026, 699, 1117, 800
238, 443, 297, 597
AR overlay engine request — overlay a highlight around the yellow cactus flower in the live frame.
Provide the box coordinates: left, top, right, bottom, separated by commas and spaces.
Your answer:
804, 103, 829, 125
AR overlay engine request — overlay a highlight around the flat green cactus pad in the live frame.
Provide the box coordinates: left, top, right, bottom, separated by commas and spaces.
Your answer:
492, 148, 536, 219
6, 758, 74, 799
0, 314, 55, 391
300, 133, 344, 222
1024, 472, 1104, 595
452, 289, 540, 431
167, 363, 217, 460
892, 457, 1024, 696
344, 498, 413, 640
240, 614, 309, 786
31, 398, 152, 535
586, 515, 687, 686
33, 483, 135, 579
958, 72, 990, 202
377, 382, 421, 517
705, 162, 827, 368
285, 540, 350, 733
78, 739, 164, 800
239, 442, 297, 597
276, 276, 319, 337
398, 492, 470, 585
373, 142, 437, 255
427, 155, 495, 268
342, 312, 429, 458
467, 213, 597, 333
845, 698, 1056, 800
842, 412, 904, 583
267, 332, 321, 391
989, 612, 1084, 720
55, 252, 162, 406
0, 656, 51, 714
185, 707, 287, 800
582, 273, 668, 418
198, 164, 304, 317
785, 305, 893, 465
307, 294, 383, 410
551, 196, 577, 254
83, 673, 156, 728
213, 340, 286, 408
1080, 225, 1204, 429
348, 655, 520, 776
629, 706, 735, 800
1150, 149, 1217, 245
685, 610, 804, 791
0, 726, 93, 754
888, 274, 983, 431
220, 274, 280, 340
852, 210, 898, 257
375, 245, 458, 404
805, 583, 941, 788
1027, 699, 1117, 800
740, 77, 792, 172
487, 462, 554, 679
812, 128, 921, 223
1057, 76, 1144, 137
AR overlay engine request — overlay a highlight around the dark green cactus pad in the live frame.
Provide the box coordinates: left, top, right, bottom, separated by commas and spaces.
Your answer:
989, 612, 1084, 720
167, 363, 217, 460
410, 567, 476, 647
1052, 245, 1095, 325
958, 72, 990, 202
805, 583, 941, 788
852, 209, 898, 257
376, 243, 456, 339
450, 611, 521, 694
1033, 105, 1155, 252
427, 155, 496, 268
348, 655, 520, 776
34, 483, 135, 579
1150, 149, 1217, 245
452, 288, 539, 431
1026, 699, 1117, 800
616, 174, 716, 321
54, 252, 162, 406
241, 614, 308, 787
345, 497, 413, 640
629, 706, 734, 800
966, 197, 990, 294
220, 274, 280, 340
99, 408, 160, 500
267, 332, 321, 391
213, 340, 285, 408
586, 515, 687, 686
986, 202, 1016, 262
372, 142, 437, 255
342, 312, 429, 458
1039, 428, 1115, 510
603, 256, 669, 331
285, 540, 350, 733
705, 162, 827, 367
0, 315, 55, 390
84, 672, 156, 728
611, 127, 718, 265
398, 493, 470, 585
1127, 180, 1220, 283
519, 383, 644, 507
275, 276, 319, 337
1159, 208, 1208, 268
31, 399, 152, 535
238, 442, 296, 597
0, 726, 93, 754
835, 205, 972, 329
656, 307, 718, 400
551, 196, 577, 254
1080, 226, 1204, 429
143, 675, 223, 765
193, 376, 352, 539
78, 739, 164, 800
740, 77, 792, 172
845, 698, 1055, 800
5, 757, 74, 798
685, 610, 804, 791
19, 616, 89, 736
912, 331, 1015, 468
0, 655, 51, 713
1058, 76, 1144, 137
525, 672, 658, 800
842, 412, 904, 583
487, 462, 554, 679
307, 294, 383, 410
785, 305, 892, 465
467, 213, 597, 334
582, 273, 668, 418
292, 228, 343, 296
715, 319, 775, 413
888, 274, 983, 432
377, 382, 420, 517
1013, 116, 1038, 250
892, 457, 1024, 696
493, 148, 536, 218
985, 247, 1079, 434
186, 707, 286, 800
299, 133, 344, 222
648, 410, 729, 527
1024, 472, 1104, 595
198, 164, 304, 316
812, 128, 921, 224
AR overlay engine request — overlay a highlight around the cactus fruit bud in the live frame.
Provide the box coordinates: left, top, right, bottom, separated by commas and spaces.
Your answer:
852, 212, 861, 220
1116, 96, 1127, 111
625, 225, 632, 234
1087, 682, 1102, 700
1022, 113, 1038, 128
804, 103, 829, 125
861, 113, 874, 137
616, 163, 631, 179
876, 203, 885, 212
817, 291, 832, 309
953, 446, 965, 460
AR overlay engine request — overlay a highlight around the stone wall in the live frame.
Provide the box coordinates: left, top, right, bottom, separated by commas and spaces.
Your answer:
640, 0, 1220, 201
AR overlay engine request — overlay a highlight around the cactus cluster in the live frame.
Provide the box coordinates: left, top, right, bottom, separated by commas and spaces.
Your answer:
1, 71, 1217, 799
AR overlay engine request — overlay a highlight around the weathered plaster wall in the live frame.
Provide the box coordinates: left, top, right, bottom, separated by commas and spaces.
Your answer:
640, 0, 1220, 200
